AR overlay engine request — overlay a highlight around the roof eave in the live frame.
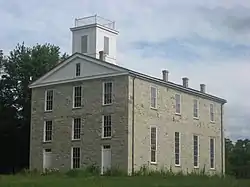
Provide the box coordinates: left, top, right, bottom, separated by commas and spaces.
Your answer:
128, 71, 227, 104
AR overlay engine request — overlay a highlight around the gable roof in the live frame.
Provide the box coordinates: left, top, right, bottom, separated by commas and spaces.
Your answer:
29, 52, 227, 104
28, 52, 129, 88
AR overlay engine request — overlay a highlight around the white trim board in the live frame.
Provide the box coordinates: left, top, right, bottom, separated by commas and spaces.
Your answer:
29, 53, 128, 88
29, 72, 128, 89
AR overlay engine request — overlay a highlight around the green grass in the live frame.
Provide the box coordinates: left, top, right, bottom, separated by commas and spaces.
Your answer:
1, 173, 250, 187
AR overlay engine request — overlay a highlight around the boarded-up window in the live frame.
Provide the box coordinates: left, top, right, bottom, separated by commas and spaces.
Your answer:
193, 99, 198, 118
104, 36, 109, 55
210, 104, 214, 122
150, 86, 157, 108
175, 94, 181, 114
81, 35, 88, 53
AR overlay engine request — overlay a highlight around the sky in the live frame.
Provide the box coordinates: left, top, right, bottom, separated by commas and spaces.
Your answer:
0, 0, 250, 141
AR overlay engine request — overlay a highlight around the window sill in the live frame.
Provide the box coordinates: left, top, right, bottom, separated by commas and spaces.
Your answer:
102, 103, 113, 106
193, 117, 199, 120
210, 168, 216, 170
210, 121, 215, 124
150, 162, 157, 165
150, 107, 157, 111
194, 166, 199, 169
101, 137, 112, 140
72, 139, 81, 141
175, 164, 181, 167
175, 113, 181, 116
43, 141, 52, 143
44, 110, 52, 113
72, 107, 82, 110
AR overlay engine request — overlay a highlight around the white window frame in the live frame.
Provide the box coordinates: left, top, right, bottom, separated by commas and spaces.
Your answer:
43, 120, 52, 142
44, 89, 54, 112
150, 126, 157, 164
75, 63, 81, 77
102, 115, 112, 138
150, 86, 157, 109
174, 132, 181, 166
71, 147, 81, 169
73, 86, 82, 108
193, 135, 199, 168
193, 99, 199, 119
210, 138, 215, 169
210, 103, 215, 122
175, 94, 181, 114
72, 118, 81, 140
102, 81, 113, 105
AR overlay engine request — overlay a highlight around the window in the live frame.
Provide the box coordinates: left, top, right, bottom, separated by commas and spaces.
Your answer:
150, 86, 157, 109
193, 99, 198, 118
104, 36, 109, 55
175, 132, 180, 166
102, 115, 112, 138
175, 94, 181, 114
193, 135, 199, 168
210, 104, 214, 122
45, 90, 53, 111
81, 35, 88, 53
72, 118, 81, 140
75, 63, 81, 77
44, 120, 52, 142
73, 86, 82, 108
210, 138, 215, 169
103, 145, 111, 149
72, 147, 80, 169
103, 82, 113, 105
150, 127, 157, 163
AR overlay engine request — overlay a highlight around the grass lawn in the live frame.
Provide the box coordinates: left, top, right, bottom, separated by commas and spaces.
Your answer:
1, 174, 250, 187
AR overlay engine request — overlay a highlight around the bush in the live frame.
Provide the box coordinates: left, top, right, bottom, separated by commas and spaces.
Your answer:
65, 169, 80, 177
65, 164, 101, 178
103, 166, 127, 176
85, 164, 100, 175
18, 168, 40, 176
231, 165, 250, 179
41, 168, 60, 176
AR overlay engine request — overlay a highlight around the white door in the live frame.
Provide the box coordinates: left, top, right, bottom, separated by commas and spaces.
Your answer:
43, 149, 52, 170
101, 145, 111, 174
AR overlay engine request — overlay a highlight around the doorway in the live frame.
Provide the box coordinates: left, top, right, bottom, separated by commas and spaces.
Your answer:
101, 145, 111, 174
43, 148, 52, 170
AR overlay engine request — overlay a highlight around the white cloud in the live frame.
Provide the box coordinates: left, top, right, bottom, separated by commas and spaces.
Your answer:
0, 0, 250, 140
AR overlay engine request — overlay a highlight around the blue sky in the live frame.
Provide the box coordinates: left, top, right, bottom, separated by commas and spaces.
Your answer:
1, 0, 250, 140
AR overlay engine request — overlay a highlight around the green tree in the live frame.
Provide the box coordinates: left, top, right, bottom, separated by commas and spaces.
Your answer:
0, 42, 68, 173
225, 138, 250, 178
225, 138, 234, 174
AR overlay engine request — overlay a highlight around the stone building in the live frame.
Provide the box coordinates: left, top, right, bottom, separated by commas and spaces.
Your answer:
29, 15, 227, 175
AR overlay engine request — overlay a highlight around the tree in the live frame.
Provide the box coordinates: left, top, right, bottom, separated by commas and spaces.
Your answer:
0, 42, 68, 173
225, 138, 250, 178
0, 49, 3, 69
225, 138, 234, 174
